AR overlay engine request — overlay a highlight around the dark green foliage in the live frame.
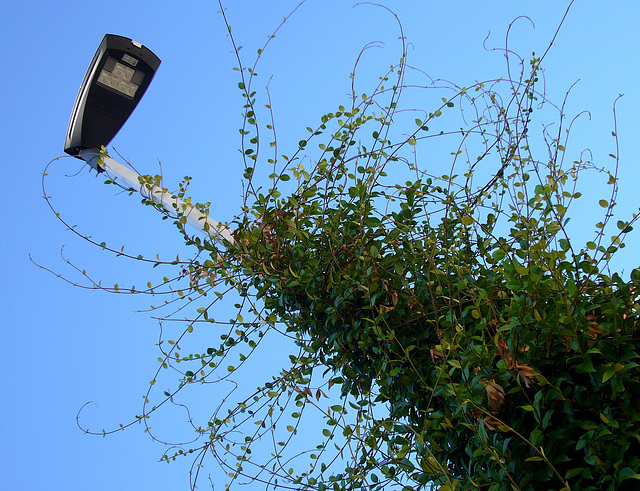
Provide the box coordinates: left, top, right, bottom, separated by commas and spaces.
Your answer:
214, 24, 640, 485
229, 155, 640, 489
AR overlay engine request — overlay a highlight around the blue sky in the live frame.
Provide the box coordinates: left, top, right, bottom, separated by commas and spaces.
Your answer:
3, 1, 640, 489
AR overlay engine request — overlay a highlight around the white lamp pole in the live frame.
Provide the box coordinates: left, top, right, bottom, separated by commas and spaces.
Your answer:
79, 149, 234, 245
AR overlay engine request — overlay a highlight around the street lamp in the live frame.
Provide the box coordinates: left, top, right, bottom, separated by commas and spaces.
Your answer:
64, 34, 160, 156
64, 34, 233, 244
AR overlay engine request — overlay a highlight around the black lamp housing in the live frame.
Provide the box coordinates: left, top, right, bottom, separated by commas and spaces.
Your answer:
64, 34, 161, 157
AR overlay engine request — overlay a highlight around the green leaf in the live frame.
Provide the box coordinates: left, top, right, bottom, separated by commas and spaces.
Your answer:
506, 280, 522, 291
565, 468, 585, 479
618, 468, 640, 480
492, 249, 506, 261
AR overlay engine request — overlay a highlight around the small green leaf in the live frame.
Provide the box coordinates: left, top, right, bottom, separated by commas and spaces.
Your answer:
492, 250, 506, 261
506, 280, 522, 291
619, 468, 640, 480
565, 468, 585, 479
603, 370, 615, 382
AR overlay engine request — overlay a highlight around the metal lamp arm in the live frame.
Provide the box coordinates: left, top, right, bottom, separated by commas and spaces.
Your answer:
79, 149, 234, 245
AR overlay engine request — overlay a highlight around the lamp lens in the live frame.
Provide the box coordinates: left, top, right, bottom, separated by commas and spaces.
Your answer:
96, 56, 143, 99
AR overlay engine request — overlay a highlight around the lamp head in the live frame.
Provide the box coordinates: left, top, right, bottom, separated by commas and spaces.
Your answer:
64, 34, 161, 157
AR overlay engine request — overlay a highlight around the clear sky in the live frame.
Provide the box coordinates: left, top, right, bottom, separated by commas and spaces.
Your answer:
3, 1, 640, 489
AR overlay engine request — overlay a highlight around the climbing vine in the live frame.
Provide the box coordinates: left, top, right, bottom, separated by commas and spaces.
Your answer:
42, 2, 640, 490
